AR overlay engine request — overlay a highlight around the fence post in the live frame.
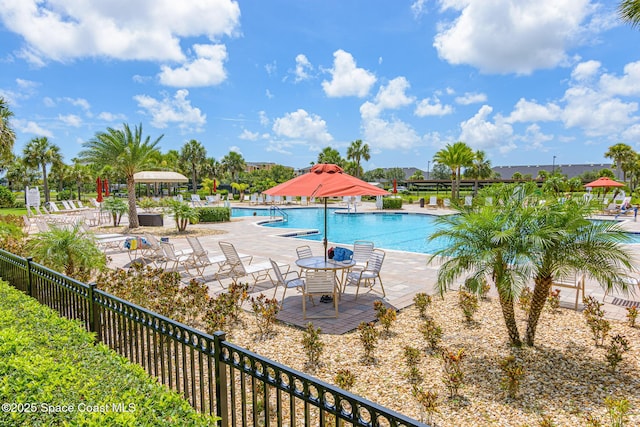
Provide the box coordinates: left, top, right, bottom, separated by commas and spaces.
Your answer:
26, 257, 33, 297
88, 282, 102, 342
213, 331, 229, 426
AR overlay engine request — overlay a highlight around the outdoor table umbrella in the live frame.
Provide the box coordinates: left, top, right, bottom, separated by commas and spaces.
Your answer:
263, 164, 389, 261
584, 177, 624, 198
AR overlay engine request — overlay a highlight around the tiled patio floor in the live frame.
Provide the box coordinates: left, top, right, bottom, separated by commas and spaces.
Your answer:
104, 201, 640, 334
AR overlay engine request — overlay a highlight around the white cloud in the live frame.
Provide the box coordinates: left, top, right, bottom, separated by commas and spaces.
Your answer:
158, 44, 228, 87
134, 89, 206, 131
265, 62, 277, 76
571, 60, 601, 82
0, 0, 241, 65
434, 0, 594, 74
454, 92, 487, 105
411, 0, 429, 18
62, 97, 90, 110
518, 124, 553, 150
265, 89, 274, 99
14, 119, 53, 137
599, 61, 640, 97
506, 98, 562, 123
294, 54, 313, 82
458, 105, 514, 152
97, 111, 126, 121
229, 146, 242, 155
258, 111, 270, 127
361, 116, 421, 150
374, 77, 415, 110
322, 50, 376, 98
415, 97, 454, 117
58, 114, 82, 127
239, 129, 259, 141
272, 109, 333, 144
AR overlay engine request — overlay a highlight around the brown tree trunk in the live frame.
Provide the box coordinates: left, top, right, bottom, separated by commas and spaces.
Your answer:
498, 293, 521, 346
525, 275, 552, 346
127, 176, 139, 228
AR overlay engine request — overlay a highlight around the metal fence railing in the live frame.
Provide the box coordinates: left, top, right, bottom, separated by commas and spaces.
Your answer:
0, 248, 427, 426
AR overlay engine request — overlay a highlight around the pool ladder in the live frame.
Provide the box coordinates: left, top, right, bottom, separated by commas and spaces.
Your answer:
269, 205, 288, 223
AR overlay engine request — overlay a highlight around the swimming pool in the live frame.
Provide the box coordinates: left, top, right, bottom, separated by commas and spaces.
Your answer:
232, 207, 448, 254
232, 207, 640, 254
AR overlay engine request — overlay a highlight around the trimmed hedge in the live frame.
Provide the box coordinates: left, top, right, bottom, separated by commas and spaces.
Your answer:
196, 207, 231, 223
383, 197, 403, 209
0, 280, 218, 426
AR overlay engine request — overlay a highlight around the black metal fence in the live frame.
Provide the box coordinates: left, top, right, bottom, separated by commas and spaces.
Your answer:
0, 249, 426, 427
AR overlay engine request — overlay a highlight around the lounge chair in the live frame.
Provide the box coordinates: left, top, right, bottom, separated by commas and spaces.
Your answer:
185, 236, 228, 276
551, 273, 585, 310
159, 241, 194, 272
216, 241, 274, 287
426, 196, 438, 209
205, 195, 219, 205
303, 269, 338, 319
443, 198, 451, 208
300, 196, 308, 206
191, 194, 204, 207
270, 259, 305, 307
345, 249, 386, 300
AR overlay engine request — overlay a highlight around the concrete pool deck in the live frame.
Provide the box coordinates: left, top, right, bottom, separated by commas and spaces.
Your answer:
105, 200, 640, 334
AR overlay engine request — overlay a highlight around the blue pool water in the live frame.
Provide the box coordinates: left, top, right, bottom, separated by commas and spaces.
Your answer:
232, 207, 640, 254
232, 207, 448, 254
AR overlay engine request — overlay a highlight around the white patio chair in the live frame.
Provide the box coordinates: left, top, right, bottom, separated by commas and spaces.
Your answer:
191, 194, 204, 207
186, 236, 228, 276
300, 196, 307, 206
375, 196, 383, 210
216, 241, 273, 287
270, 259, 305, 307
250, 194, 258, 205
303, 269, 338, 319
426, 196, 438, 209
443, 198, 451, 208
296, 245, 314, 260
285, 195, 293, 204
47, 201, 62, 213
159, 241, 194, 272
345, 249, 386, 300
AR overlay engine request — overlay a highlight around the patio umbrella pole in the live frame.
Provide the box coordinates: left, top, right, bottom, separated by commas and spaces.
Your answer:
324, 197, 328, 262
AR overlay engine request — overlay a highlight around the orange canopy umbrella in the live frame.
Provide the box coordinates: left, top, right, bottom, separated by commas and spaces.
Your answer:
264, 164, 389, 259
584, 177, 624, 188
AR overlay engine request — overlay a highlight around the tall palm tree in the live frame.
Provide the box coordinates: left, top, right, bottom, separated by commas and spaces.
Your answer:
69, 161, 93, 200
346, 139, 370, 178
0, 97, 16, 167
464, 150, 493, 196
433, 141, 475, 199
221, 151, 246, 182
522, 197, 635, 346
79, 123, 162, 229
179, 139, 207, 194
604, 143, 633, 181
619, 0, 640, 27
23, 137, 63, 203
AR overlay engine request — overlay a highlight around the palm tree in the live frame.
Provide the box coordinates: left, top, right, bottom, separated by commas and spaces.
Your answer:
317, 147, 344, 166
522, 197, 635, 346
26, 222, 106, 282
619, 0, 640, 27
69, 161, 93, 200
179, 139, 207, 194
80, 123, 162, 229
23, 137, 63, 203
430, 184, 536, 346
346, 139, 370, 178
433, 141, 475, 199
221, 151, 246, 182
0, 97, 16, 167
604, 143, 633, 181
464, 150, 493, 196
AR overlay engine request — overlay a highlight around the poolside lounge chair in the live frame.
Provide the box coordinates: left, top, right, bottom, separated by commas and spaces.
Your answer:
443, 198, 451, 208
303, 269, 338, 319
191, 194, 204, 207
216, 241, 274, 287
270, 259, 305, 307
426, 196, 438, 209
551, 272, 585, 310
285, 196, 293, 204
185, 236, 228, 276
300, 196, 308, 206
345, 249, 386, 300
375, 196, 383, 210
159, 241, 194, 272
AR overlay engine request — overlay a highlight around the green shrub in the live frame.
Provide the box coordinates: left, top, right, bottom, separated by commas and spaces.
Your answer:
55, 189, 73, 201
0, 185, 16, 208
382, 197, 403, 209
197, 207, 231, 223
0, 280, 218, 426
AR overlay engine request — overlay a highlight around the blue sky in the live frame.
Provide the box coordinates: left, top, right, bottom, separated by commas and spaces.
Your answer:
1, 0, 640, 171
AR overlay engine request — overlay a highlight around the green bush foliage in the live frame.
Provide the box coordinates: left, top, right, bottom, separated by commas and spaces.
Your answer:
0, 185, 16, 208
382, 197, 402, 210
196, 207, 231, 223
55, 189, 73, 201
0, 280, 218, 426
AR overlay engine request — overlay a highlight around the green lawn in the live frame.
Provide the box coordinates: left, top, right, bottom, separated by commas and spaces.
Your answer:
0, 280, 218, 426
0, 207, 28, 216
